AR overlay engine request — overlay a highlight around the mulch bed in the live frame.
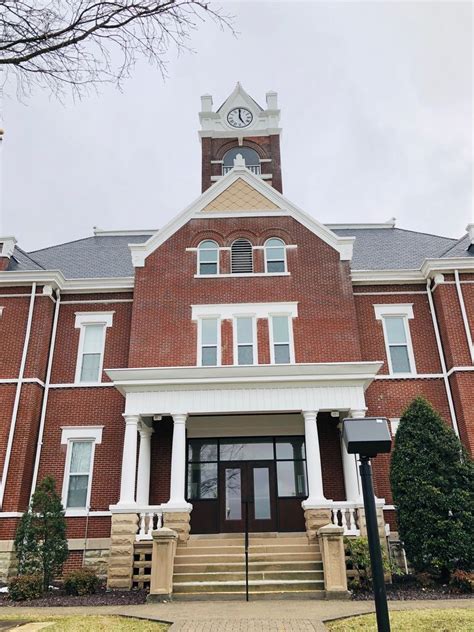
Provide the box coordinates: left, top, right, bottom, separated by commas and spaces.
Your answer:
352, 580, 473, 601
0, 588, 148, 607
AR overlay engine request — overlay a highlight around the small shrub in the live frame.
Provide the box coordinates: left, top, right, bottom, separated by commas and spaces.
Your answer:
415, 571, 437, 588
449, 570, 474, 594
8, 574, 43, 601
64, 568, 100, 596
345, 536, 394, 591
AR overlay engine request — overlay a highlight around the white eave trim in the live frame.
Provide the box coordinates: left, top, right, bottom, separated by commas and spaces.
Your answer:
105, 361, 383, 395
0, 270, 134, 292
129, 166, 354, 266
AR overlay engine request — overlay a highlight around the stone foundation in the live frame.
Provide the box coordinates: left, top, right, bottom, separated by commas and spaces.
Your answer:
303, 508, 332, 541
318, 524, 349, 598
163, 511, 191, 542
357, 505, 388, 552
0, 545, 17, 582
107, 513, 139, 589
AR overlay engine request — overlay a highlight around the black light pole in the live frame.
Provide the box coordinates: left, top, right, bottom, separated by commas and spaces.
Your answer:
342, 416, 392, 632
359, 455, 390, 632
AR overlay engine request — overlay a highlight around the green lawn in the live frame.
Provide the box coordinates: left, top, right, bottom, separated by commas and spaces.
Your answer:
326, 608, 474, 632
0, 615, 169, 631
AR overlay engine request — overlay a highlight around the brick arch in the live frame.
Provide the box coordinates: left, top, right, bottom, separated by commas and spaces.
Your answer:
256, 228, 293, 246
216, 139, 269, 161
223, 229, 259, 248
189, 230, 225, 248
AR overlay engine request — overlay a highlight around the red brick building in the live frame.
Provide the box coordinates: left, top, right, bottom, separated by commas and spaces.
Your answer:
0, 84, 472, 596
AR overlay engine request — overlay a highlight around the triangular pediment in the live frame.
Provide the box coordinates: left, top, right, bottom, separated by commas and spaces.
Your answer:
202, 178, 281, 212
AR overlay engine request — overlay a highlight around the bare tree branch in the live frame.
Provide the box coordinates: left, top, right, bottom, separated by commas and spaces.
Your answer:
0, 1, 234, 98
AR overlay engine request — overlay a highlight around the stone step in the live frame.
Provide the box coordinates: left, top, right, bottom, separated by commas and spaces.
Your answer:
176, 543, 319, 556
175, 551, 321, 564
185, 534, 309, 546
173, 560, 324, 574
173, 570, 324, 582
173, 590, 327, 601
173, 579, 325, 594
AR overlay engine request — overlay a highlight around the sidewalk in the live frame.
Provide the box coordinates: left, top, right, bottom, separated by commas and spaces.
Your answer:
1, 598, 472, 631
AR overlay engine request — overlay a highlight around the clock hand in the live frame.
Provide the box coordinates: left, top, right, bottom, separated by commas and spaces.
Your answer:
238, 108, 244, 124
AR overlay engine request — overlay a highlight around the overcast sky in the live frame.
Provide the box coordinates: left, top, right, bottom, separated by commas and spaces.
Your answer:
1, 1, 472, 252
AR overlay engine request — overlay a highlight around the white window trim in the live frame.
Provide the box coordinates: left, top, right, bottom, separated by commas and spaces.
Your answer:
192, 302, 298, 321
269, 313, 296, 365
390, 418, 400, 436
60, 426, 103, 513
74, 312, 114, 384
196, 240, 220, 276
232, 315, 258, 366
197, 316, 221, 367
264, 238, 288, 274
0, 307, 3, 318
374, 304, 416, 376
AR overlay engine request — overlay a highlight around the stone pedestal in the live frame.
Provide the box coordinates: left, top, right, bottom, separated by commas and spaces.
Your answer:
317, 524, 349, 598
163, 511, 191, 543
358, 505, 388, 552
107, 513, 138, 590
304, 508, 332, 541
148, 528, 178, 602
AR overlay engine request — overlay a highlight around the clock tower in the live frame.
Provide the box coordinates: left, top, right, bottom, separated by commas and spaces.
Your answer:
199, 83, 283, 193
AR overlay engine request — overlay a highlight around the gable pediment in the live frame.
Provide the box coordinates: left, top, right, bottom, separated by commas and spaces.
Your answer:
202, 178, 281, 212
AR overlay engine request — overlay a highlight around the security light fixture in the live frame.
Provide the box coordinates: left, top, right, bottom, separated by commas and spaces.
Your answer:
342, 417, 391, 457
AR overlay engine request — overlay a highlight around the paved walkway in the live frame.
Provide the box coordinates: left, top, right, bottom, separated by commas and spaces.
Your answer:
0, 599, 472, 631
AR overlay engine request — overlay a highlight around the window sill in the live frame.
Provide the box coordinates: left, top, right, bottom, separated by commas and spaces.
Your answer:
195, 272, 290, 278
64, 509, 111, 517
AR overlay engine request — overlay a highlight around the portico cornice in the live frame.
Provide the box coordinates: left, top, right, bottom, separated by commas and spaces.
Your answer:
106, 361, 383, 396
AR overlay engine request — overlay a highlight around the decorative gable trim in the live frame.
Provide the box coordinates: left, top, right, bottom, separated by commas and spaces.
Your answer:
129, 165, 355, 266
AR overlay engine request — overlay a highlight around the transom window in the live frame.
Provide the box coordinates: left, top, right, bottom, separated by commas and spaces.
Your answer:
235, 316, 256, 365
197, 240, 219, 275
231, 239, 253, 274
264, 238, 286, 273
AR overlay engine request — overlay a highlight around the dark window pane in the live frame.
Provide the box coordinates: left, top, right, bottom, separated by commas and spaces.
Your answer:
188, 440, 218, 462
274, 344, 290, 364
225, 468, 242, 519
200, 262, 217, 275
253, 468, 271, 519
67, 474, 89, 508
187, 463, 217, 499
220, 439, 273, 461
238, 345, 253, 365
223, 147, 260, 167
276, 437, 305, 460
267, 260, 285, 273
390, 345, 411, 373
277, 461, 307, 497
202, 346, 217, 366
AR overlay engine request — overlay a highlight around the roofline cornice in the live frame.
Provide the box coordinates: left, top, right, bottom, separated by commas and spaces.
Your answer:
352, 257, 474, 284
0, 270, 134, 293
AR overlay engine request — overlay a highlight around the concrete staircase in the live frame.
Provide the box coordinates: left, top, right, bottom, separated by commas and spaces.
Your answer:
173, 532, 325, 600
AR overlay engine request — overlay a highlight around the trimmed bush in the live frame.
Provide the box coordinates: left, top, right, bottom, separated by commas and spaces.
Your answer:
390, 397, 474, 579
8, 574, 43, 601
64, 568, 100, 596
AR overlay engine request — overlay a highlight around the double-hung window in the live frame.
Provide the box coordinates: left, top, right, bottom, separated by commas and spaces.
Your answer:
270, 315, 294, 364
61, 427, 103, 512
264, 238, 286, 273
199, 318, 220, 366
74, 312, 114, 384
374, 305, 416, 375
235, 316, 256, 365
197, 240, 219, 275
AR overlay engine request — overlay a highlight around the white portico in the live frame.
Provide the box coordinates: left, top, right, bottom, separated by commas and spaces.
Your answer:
107, 361, 381, 534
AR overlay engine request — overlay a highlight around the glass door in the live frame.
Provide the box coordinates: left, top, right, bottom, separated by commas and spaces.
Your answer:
219, 463, 245, 532
248, 461, 277, 532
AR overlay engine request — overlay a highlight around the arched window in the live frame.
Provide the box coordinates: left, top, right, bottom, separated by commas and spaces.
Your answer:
231, 239, 253, 274
198, 240, 219, 275
222, 147, 261, 175
264, 238, 286, 273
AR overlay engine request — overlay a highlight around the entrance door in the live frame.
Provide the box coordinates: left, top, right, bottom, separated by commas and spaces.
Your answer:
219, 461, 277, 532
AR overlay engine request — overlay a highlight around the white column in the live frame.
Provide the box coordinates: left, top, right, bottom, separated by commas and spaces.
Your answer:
136, 422, 154, 507
302, 410, 330, 508
117, 414, 139, 507
163, 413, 192, 510
340, 409, 366, 504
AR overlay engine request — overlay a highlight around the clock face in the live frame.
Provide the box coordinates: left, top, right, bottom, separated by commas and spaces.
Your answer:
227, 107, 253, 128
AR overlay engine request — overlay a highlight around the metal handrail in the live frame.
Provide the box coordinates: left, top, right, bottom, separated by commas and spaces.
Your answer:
244, 498, 249, 601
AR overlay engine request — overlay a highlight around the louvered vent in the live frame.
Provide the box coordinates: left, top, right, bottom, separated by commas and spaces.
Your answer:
231, 239, 253, 274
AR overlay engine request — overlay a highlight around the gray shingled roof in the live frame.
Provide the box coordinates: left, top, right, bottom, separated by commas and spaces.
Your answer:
332, 228, 458, 270
6, 227, 470, 279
